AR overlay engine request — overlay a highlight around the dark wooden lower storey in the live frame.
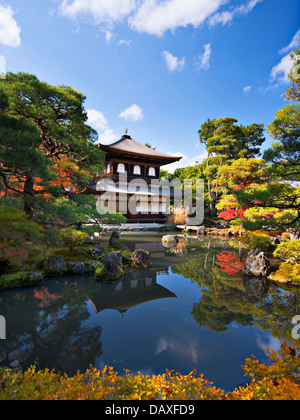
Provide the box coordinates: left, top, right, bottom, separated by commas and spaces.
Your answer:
126, 213, 167, 224
95, 192, 168, 224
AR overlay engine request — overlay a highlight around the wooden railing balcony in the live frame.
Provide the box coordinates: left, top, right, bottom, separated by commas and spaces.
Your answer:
96, 172, 159, 185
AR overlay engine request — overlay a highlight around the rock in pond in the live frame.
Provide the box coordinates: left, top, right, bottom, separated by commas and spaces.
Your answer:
26, 272, 44, 283
131, 249, 151, 269
94, 251, 124, 281
0, 272, 44, 290
162, 235, 179, 246
44, 255, 67, 276
67, 262, 86, 275
244, 249, 270, 278
109, 231, 120, 247
90, 244, 105, 257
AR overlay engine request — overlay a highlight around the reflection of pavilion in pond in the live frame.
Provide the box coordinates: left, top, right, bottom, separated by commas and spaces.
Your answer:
89, 269, 177, 316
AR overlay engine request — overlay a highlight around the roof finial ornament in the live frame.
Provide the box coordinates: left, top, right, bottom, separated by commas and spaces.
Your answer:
125, 128, 128, 135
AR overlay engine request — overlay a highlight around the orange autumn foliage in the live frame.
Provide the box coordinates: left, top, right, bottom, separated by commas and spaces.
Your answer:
0, 158, 92, 199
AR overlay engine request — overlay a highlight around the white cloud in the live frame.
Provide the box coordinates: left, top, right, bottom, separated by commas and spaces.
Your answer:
194, 43, 212, 71
118, 104, 144, 121
236, 0, 263, 16
87, 109, 109, 130
104, 30, 115, 43
99, 128, 119, 144
279, 29, 300, 54
162, 51, 185, 72
154, 336, 199, 364
256, 334, 281, 354
129, 0, 225, 37
0, 5, 21, 47
209, 0, 262, 27
87, 109, 118, 144
267, 29, 300, 87
270, 53, 293, 84
164, 150, 208, 173
59, 0, 137, 25
58, 0, 263, 40
118, 39, 132, 46
243, 85, 251, 93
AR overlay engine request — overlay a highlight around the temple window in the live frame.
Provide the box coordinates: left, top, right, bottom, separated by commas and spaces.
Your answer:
117, 163, 126, 173
149, 167, 156, 177
133, 165, 141, 175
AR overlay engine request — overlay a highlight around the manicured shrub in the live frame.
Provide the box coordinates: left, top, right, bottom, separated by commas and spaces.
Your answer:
274, 240, 300, 264
270, 262, 300, 285
241, 230, 272, 252
60, 228, 89, 253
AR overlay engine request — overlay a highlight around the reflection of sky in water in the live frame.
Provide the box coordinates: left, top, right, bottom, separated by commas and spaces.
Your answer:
0, 233, 298, 392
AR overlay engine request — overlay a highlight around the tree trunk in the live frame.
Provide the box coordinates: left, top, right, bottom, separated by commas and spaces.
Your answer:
23, 175, 35, 219
207, 179, 214, 217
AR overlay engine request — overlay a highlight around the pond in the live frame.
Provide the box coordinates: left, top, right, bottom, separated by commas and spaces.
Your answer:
0, 232, 299, 392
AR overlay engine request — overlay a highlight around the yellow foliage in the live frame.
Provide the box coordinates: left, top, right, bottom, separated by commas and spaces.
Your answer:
270, 262, 300, 285
1, 343, 300, 400
241, 230, 272, 252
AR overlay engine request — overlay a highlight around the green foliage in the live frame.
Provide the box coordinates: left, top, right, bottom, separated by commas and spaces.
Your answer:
0, 271, 43, 290
270, 262, 300, 285
233, 182, 300, 234
0, 90, 50, 187
240, 230, 272, 252
199, 118, 265, 161
229, 51, 300, 236
285, 48, 300, 102
266, 50, 300, 181
100, 212, 127, 225
274, 240, 300, 264
61, 227, 89, 253
0, 206, 42, 269
198, 118, 265, 216
217, 158, 267, 192
0, 72, 105, 219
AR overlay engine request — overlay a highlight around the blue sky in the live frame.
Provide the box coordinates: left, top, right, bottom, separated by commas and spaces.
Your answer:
0, 0, 299, 172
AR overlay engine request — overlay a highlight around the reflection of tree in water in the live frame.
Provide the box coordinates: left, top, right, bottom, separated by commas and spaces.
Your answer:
171, 238, 300, 341
0, 279, 102, 375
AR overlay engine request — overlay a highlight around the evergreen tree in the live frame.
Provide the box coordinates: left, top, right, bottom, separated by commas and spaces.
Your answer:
0, 73, 104, 222
198, 117, 265, 216
232, 49, 300, 237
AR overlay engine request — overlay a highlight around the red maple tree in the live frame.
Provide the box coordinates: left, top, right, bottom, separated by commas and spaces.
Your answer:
216, 251, 244, 276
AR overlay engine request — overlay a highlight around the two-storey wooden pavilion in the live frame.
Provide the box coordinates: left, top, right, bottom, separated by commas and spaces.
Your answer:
83, 133, 182, 223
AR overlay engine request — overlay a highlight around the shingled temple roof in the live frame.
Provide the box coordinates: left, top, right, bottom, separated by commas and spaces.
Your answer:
99, 134, 182, 165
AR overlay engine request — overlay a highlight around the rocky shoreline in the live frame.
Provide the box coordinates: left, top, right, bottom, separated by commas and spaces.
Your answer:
0, 231, 152, 291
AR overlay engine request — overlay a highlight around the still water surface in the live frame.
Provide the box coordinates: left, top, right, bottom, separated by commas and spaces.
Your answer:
0, 233, 299, 391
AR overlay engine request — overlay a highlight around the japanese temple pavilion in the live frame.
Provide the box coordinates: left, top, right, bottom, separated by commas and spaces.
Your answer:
83, 133, 182, 223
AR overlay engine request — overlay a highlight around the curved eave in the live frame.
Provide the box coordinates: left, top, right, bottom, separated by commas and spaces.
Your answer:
99, 144, 182, 166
